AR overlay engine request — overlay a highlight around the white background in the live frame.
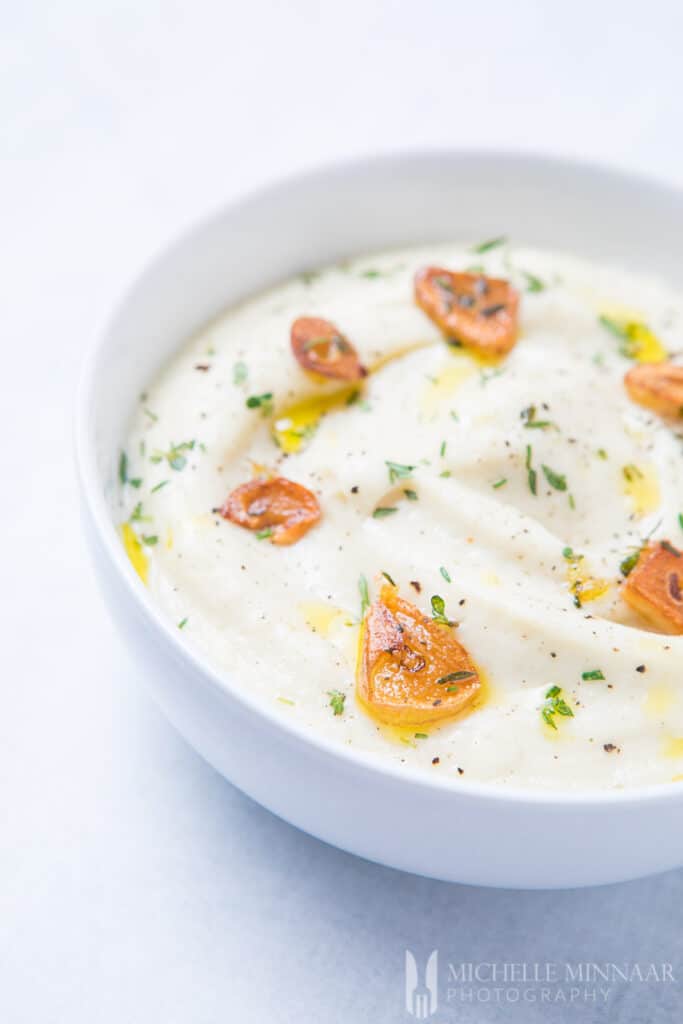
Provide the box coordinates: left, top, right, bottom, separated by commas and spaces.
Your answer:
3, 2, 683, 1021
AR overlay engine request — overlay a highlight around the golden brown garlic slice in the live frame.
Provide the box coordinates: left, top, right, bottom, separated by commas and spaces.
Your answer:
622, 540, 683, 634
414, 267, 519, 357
290, 316, 367, 381
220, 476, 320, 545
624, 362, 683, 419
357, 583, 481, 726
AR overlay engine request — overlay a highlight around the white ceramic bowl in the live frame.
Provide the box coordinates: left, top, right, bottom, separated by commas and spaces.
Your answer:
76, 151, 683, 889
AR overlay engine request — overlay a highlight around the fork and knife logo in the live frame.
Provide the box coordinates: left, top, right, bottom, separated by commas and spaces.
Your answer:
405, 949, 439, 1018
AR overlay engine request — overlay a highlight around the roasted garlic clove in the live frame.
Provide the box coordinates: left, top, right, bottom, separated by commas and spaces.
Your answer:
622, 540, 683, 634
290, 317, 367, 381
624, 362, 683, 418
357, 583, 481, 726
414, 267, 519, 356
220, 476, 321, 545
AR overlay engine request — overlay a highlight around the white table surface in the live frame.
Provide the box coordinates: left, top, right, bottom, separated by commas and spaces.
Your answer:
3, 2, 683, 1021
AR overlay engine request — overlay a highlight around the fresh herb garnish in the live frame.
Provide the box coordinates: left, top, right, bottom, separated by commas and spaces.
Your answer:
233, 361, 248, 386
597, 448, 608, 460
436, 670, 475, 685
620, 547, 643, 577
360, 268, 382, 279
255, 527, 273, 540
430, 594, 451, 625
386, 460, 416, 484
471, 235, 507, 253
177, 617, 188, 629
582, 669, 605, 681
373, 507, 398, 518
151, 440, 195, 471
521, 405, 555, 430
523, 271, 545, 293
679, 513, 683, 532
439, 440, 447, 457
492, 477, 508, 489
150, 480, 169, 493
144, 407, 158, 422
246, 392, 274, 416
359, 575, 370, 616
119, 451, 128, 485
661, 540, 681, 558
327, 690, 346, 715
439, 566, 451, 583
414, 732, 428, 740
542, 464, 567, 491
129, 502, 150, 523
541, 685, 574, 729
381, 570, 396, 586
403, 488, 418, 501
526, 445, 537, 495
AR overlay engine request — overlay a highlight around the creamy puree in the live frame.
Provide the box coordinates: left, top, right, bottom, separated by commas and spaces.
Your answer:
120, 242, 683, 790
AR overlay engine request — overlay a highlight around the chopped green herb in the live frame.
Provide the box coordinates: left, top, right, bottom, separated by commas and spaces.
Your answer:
359, 574, 370, 616
599, 314, 627, 339
232, 364, 248, 387
144, 408, 158, 422
150, 480, 169, 493
381, 570, 396, 586
439, 566, 451, 583
679, 513, 683, 532
597, 448, 608, 460
450, 409, 460, 422
403, 488, 418, 501
430, 594, 451, 625
582, 669, 605, 681
541, 685, 574, 729
151, 440, 195, 472
492, 477, 508, 489
562, 546, 575, 560
277, 696, 295, 706
523, 271, 545, 293
119, 451, 128, 485
521, 405, 555, 430
620, 547, 642, 577
177, 617, 188, 629
542, 464, 567, 491
440, 440, 447, 457
327, 690, 346, 715
414, 732, 428, 740
386, 460, 416, 484
661, 540, 681, 558
129, 477, 142, 489
246, 392, 274, 416
471, 235, 507, 253
360, 268, 381, 279
439, 470, 452, 478
568, 493, 576, 510
373, 507, 398, 518
436, 670, 475, 685
526, 445, 537, 495
255, 527, 273, 540
142, 535, 158, 546
129, 502, 150, 523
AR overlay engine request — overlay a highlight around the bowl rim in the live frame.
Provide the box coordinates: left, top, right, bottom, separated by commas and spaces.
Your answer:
75, 146, 683, 809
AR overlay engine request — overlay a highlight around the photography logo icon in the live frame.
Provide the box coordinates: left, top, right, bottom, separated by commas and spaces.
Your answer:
405, 949, 438, 1018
